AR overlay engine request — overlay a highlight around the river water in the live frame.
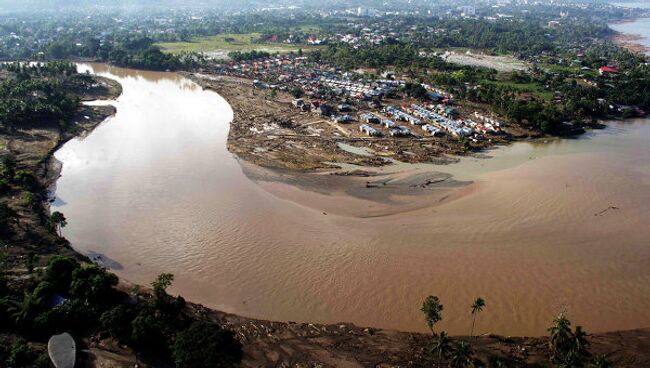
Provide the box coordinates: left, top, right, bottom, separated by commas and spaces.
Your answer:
53, 54, 650, 336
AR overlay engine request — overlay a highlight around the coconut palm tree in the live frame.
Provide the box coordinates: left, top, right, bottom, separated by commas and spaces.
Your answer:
49, 211, 67, 237
548, 313, 574, 362
421, 295, 444, 335
470, 297, 486, 338
430, 331, 452, 367
450, 341, 474, 368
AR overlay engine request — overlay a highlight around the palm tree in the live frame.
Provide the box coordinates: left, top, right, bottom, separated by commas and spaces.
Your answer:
5, 293, 39, 330
49, 211, 67, 236
421, 295, 444, 335
450, 341, 474, 368
470, 297, 486, 338
548, 313, 573, 362
430, 331, 452, 367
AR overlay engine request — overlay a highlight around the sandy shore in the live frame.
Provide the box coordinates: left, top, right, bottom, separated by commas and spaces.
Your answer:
611, 32, 649, 54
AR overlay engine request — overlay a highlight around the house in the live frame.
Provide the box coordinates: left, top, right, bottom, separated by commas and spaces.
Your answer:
360, 113, 380, 124
332, 115, 353, 124
598, 66, 619, 75
390, 126, 411, 137
382, 119, 396, 128
422, 124, 441, 136
360, 124, 382, 136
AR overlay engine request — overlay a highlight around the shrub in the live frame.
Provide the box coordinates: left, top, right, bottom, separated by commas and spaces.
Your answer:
4, 339, 49, 368
13, 170, 38, 190
45, 256, 80, 294
172, 321, 242, 368
0, 154, 16, 179
70, 264, 119, 306
21, 192, 37, 209
0, 203, 16, 234
100, 305, 134, 341
34, 299, 97, 336
0, 178, 9, 193
130, 311, 169, 354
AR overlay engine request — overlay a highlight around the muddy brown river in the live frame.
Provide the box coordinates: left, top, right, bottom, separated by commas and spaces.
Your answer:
53, 62, 650, 336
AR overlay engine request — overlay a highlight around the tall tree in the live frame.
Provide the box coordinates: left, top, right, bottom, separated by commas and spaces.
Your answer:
421, 295, 443, 335
548, 313, 573, 360
469, 297, 486, 338
49, 211, 67, 236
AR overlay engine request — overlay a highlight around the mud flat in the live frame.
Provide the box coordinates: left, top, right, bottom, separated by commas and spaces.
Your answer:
611, 32, 650, 53
184, 72, 532, 172
609, 17, 650, 54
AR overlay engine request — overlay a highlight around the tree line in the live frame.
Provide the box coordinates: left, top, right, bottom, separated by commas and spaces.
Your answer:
420, 294, 613, 367
0, 62, 81, 130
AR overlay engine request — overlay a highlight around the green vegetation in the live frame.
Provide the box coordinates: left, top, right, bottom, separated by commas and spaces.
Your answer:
548, 314, 590, 366
310, 43, 421, 69
157, 33, 314, 55
401, 82, 429, 99
0, 257, 242, 367
430, 331, 452, 367
47, 211, 67, 237
419, 295, 616, 367
173, 321, 242, 368
417, 19, 611, 57
228, 50, 271, 61
0, 63, 80, 130
449, 341, 473, 368
421, 295, 444, 335
0, 339, 49, 368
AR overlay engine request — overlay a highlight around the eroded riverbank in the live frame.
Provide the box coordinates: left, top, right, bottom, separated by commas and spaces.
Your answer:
185, 72, 546, 172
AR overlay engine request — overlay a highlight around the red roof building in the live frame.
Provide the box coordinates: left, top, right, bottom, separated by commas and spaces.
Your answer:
599, 66, 619, 75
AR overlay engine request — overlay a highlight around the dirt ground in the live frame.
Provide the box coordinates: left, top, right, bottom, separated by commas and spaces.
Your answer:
611, 33, 650, 54
71, 285, 650, 368
443, 51, 529, 72
188, 303, 650, 367
185, 73, 528, 172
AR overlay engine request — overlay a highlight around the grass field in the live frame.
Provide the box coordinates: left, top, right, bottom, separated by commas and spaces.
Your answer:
483, 79, 554, 100
156, 33, 318, 56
